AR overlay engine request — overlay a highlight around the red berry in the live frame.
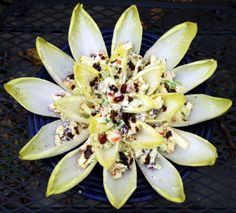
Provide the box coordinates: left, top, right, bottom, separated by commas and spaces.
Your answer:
98, 133, 107, 144
120, 84, 127, 93
113, 95, 124, 103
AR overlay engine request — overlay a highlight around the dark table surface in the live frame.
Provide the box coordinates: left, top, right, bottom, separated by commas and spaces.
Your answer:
0, 0, 236, 212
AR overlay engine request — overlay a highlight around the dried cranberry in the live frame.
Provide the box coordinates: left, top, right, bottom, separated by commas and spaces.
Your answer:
84, 145, 93, 159
138, 66, 143, 72
127, 61, 135, 70
119, 152, 132, 168
91, 111, 97, 116
120, 84, 127, 93
165, 131, 172, 139
133, 83, 139, 92
151, 109, 158, 115
144, 154, 150, 165
68, 74, 74, 79
110, 110, 118, 119
109, 85, 118, 93
122, 113, 131, 124
162, 105, 167, 112
130, 116, 136, 123
98, 133, 107, 144
113, 95, 124, 103
114, 74, 119, 79
74, 127, 80, 135
164, 83, 176, 93
120, 125, 129, 134
93, 63, 101, 71
63, 128, 74, 140
66, 132, 74, 140
128, 96, 133, 102
90, 77, 98, 87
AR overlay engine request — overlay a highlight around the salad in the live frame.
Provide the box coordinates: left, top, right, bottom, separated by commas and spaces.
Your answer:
4, 4, 232, 209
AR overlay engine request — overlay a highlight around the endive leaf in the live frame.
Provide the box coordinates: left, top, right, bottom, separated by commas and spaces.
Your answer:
94, 142, 121, 170
74, 63, 99, 98
36, 37, 74, 91
103, 152, 137, 209
4, 77, 67, 117
137, 151, 185, 203
129, 63, 164, 95
46, 140, 97, 196
123, 94, 156, 113
19, 120, 89, 160
111, 5, 142, 54
170, 94, 232, 127
89, 115, 113, 134
69, 4, 107, 61
54, 95, 91, 123
163, 128, 218, 166
110, 44, 128, 83
148, 93, 186, 122
144, 22, 197, 70
172, 59, 217, 94
127, 121, 163, 148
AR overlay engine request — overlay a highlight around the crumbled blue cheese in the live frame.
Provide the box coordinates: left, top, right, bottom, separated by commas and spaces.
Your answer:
77, 142, 94, 169
155, 124, 189, 153
63, 77, 76, 90
111, 163, 128, 179
123, 41, 133, 50
49, 93, 66, 114
54, 121, 81, 146
164, 71, 175, 81
138, 77, 149, 94
110, 146, 133, 179
171, 101, 193, 122
136, 112, 147, 121
136, 148, 161, 170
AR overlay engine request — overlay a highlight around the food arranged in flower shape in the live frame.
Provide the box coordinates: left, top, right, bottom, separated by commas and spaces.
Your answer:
4, 4, 232, 209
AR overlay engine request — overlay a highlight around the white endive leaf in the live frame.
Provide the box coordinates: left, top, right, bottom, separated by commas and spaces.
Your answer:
163, 128, 218, 166
129, 63, 164, 95
69, 4, 107, 61
170, 94, 232, 127
128, 121, 163, 148
54, 95, 91, 123
111, 5, 142, 54
4, 77, 67, 117
172, 59, 217, 94
94, 142, 121, 170
148, 93, 186, 122
36, 37, 74, 91
19, 120, 89, 160
144, 22, 197, 70
110, 44, 129, 83
123, 94, 156, 113
47, 140, 97, 196
89, 115, 113, 134
74, 63, 99, 98
104, 153, 137, 209
137, 151, 185, 203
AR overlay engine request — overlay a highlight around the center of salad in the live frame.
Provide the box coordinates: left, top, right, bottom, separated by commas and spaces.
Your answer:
51, 42, 193, 179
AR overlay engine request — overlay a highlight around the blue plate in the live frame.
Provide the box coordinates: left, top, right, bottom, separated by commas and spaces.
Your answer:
28, 29, 213, 203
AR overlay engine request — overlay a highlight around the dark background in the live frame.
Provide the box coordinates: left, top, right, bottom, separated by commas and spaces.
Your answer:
0, 0, 236, 212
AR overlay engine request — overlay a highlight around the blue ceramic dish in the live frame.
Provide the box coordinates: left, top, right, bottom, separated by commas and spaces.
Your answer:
28, 29, 213, 203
